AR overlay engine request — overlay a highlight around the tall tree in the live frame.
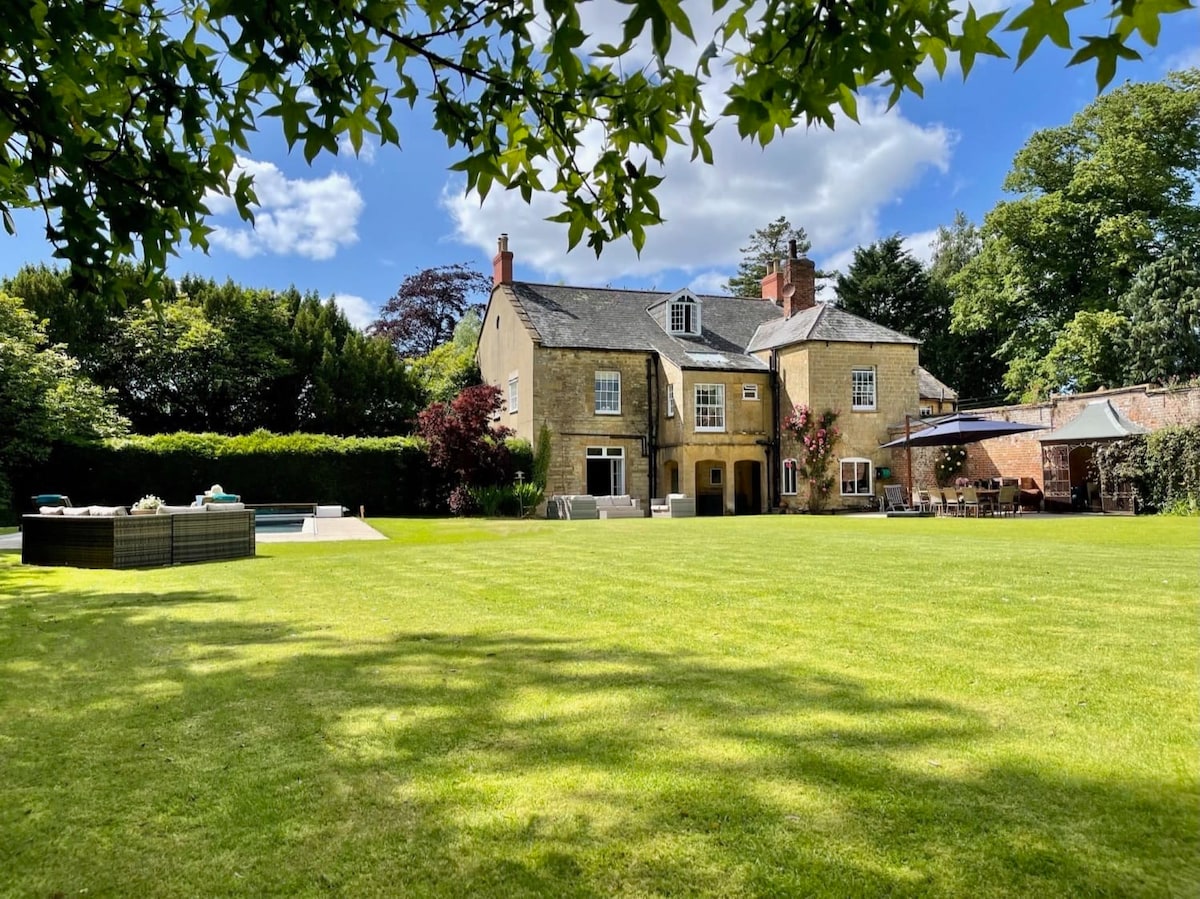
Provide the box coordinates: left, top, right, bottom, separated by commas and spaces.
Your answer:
725, 217, 820, 297
2, 1, 1186, 295
0, 292, 127, 513
1120, 247, 1200, 385
1014, 309, 1131, 397
952, 70, 1200, 399
15, 267, 422, 435
372, 264, 490, 356
2, 263, 132, 364
292, 296, 421, 436
407, 309, 483, 405
926, 212, 1007, 403
836, 236, 937, 336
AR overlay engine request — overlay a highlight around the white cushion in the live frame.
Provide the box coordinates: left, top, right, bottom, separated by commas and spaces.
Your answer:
88, 505, 128, 517
38, 506, 64, 515
157, 504, 206, 514
206, 502, 245, 512
62, 507, 91, 516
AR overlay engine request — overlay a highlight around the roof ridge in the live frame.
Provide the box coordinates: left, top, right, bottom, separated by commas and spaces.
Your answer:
515, 280, 775, 303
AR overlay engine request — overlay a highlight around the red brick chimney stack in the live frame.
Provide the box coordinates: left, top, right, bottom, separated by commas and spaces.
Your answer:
782, 240, 817, 318
493, 233, 513, 287
760, 259, 784, 304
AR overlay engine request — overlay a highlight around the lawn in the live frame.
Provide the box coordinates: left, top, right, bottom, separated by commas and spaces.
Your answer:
1, 516, 1197, 897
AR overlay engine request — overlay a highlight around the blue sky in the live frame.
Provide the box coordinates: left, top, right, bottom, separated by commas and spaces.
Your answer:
3, 3, 1198, 328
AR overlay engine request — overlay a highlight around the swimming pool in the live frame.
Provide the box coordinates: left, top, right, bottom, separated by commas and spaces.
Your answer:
250, 504, 317, 534
249, 504, 346, 535
255, 513, 310, 534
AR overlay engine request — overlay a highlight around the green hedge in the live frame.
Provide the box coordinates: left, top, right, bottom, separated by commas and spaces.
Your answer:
13, 431, 439, 517
1145, 424, 1200, 513
1094, 423, 1200, 514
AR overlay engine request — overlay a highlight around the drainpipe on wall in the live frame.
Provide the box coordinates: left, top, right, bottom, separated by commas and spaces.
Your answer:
770, 349, 780, 508
646, 355, 658, 501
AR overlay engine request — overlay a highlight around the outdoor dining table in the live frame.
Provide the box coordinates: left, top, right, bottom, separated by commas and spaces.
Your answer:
975, 488, 1000, 514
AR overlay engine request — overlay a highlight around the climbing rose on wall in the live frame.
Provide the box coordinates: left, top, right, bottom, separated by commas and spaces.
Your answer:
783, 405, 840, 513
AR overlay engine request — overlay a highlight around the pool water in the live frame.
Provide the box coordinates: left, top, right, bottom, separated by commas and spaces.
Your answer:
254, 512, 311, 534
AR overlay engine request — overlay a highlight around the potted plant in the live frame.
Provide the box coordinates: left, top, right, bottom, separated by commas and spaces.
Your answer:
131, 494, 163, 515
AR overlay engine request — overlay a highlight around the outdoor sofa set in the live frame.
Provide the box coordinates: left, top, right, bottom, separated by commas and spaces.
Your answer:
546, 494, 696, 519
22, 501, 255, 569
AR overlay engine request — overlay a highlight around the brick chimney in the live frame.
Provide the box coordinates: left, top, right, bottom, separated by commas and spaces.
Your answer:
492, 233, 513, 287
760, 259, 784, 304
782, 239, 816, 318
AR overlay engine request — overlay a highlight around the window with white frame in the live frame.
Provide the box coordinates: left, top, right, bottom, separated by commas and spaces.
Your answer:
840, 458, 873, 496
742, 383, 759, 401
920, 404, 934, 417
694, 384, 725, 432
851, 367, 877, 411
668, 295, 701, 336
595, 370, 621, 414
507, 375, 519, 413
710, 467, 723, 486
782, 459, 798, 495
666, 384, 676, 418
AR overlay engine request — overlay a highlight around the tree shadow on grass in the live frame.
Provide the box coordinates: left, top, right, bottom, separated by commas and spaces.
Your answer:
0, 583, 1196, 897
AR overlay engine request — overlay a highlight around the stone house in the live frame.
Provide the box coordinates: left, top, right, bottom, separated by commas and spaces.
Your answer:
477, 235, 923, 513
918, 368, 958, 417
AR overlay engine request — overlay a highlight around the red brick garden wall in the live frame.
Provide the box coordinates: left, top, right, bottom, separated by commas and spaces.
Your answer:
887, 383, 1200, 491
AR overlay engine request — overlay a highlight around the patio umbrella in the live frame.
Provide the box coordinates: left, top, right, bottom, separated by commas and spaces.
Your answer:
880, 413, 1046, 449
881, 413, 1047, 500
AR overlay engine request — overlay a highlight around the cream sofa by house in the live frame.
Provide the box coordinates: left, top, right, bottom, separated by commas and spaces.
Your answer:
595, 495, 644, 519
650, 494, 696, 518
548, 495, 599, 520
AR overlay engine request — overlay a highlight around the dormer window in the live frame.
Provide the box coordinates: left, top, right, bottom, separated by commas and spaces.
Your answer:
666, 290, 701, 336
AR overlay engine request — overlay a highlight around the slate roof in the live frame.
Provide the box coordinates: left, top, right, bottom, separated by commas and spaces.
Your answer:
746, 303, 920, 353
505, 282, 783, 371
918, 367, 958, 401
503, 283, 922, 371
1039, 399, 1150, 442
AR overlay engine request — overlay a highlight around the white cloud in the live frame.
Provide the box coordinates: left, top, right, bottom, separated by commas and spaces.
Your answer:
207, 158, 364, 260
901, 229, 940, 268
688, 270, 732, 294
443, 94, 951, 288
1160, 42, 1200, 75
333, 293, 376, 330
338, 136, 377, 164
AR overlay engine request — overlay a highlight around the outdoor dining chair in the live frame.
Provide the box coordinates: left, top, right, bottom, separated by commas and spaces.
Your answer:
996, 484, 1019, 517
941, 486, 962, 516
925, 486, 946, 516
961, 485, 983, 517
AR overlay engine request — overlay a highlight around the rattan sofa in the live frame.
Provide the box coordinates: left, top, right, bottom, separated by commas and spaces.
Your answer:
22, 510, 255, 569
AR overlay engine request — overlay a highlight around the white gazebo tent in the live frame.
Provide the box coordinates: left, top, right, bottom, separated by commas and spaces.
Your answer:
1038, 399, 1149, 512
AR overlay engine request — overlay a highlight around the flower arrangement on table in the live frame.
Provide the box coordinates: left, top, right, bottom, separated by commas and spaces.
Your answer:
131, 494, 163, 513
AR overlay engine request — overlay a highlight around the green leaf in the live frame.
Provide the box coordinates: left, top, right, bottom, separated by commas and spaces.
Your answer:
1068, 34, 1143, 91
957, 5, 1009, 80
836, 84, 859, 123
1005, 0, 1085, 68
